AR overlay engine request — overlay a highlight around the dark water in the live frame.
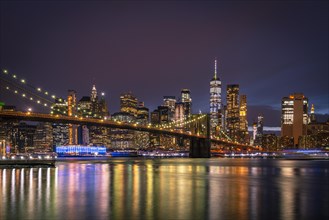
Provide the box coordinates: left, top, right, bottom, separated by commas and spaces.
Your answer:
1, 158, 328, 220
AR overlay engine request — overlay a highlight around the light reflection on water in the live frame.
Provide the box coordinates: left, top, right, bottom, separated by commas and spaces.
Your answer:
0, 158, 328, 220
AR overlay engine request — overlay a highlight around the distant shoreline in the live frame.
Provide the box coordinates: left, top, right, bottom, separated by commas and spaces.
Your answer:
0, 160, 56, 168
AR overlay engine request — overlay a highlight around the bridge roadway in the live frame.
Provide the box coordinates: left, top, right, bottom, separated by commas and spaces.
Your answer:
0, 110, 250, 148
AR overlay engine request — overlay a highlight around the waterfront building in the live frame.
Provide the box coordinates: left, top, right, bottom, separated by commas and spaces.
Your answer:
110, 112, 135, 149
239, 94, 248, 143
226, 84, 240, 141
52, 123, 69, 146
11, 122, 36, 153
51, 98, 69, 146
261, 134, 279, 151
181, 89, 192, 118
120, 92, 138, 117
55, 145, 106, 156
299, 117, 329, 149
0, 105, 18, 151
33, 122, 53, 151
209, 58, 222, 136
281, 93, 308, 147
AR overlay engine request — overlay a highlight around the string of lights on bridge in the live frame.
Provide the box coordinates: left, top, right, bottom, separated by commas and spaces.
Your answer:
155, 114, 207, 129
1, 69, 65, 102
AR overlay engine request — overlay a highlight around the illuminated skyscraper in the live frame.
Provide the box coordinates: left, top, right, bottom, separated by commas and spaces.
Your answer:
239, 94, 248, 143
252, 122, 257, 145
181, 89, 192, 118
163, 96, 176, 112
137, 102, 149, 125
226, 84, 240, 141
175, 102, 184, 129
210, 58, 221, 135
309, 104, 316, 123
51, 98, 69, 146
120, 92, 138, 117
163, 96, 176, 121
281, 93, 308, 147
253, 115, 263, 146
91, 85, 97, 102
34, 122, 53, 150
68, 90, 78, 145
257, 115, 264, 136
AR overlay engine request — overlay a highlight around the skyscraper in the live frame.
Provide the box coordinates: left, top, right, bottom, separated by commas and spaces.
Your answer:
257, 115, 264, 136
120, 92, 138, 117
163, 96, 176, 121
226, 84, 240, 141
254, 115, 263, 146
239, 94, 248, 143
181, 89, 192, 118
137, 102, 149, 125
309, 104, 316, 123
67, 90, 78, 145
281, 93, 308, 147
174, 102, 184, 129
91, 84, 97, 102
210, 58, 221, 135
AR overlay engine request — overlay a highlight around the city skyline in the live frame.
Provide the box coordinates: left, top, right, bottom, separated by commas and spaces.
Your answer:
0, 1, 328, 128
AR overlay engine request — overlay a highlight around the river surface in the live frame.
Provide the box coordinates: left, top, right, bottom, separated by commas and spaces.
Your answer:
1, 158, 328, 220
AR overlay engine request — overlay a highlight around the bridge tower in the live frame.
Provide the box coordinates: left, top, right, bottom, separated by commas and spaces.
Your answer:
68, 90, 78, 145
189, 114, 211, 158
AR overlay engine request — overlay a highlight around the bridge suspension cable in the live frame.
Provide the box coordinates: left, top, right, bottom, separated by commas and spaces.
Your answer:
155, 114, 207, 129
1, 68, 64, 102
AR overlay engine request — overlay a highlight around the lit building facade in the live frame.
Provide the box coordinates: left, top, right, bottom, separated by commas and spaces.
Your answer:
163, 96, 176, 121
226, 84, 240, 141
254, 115, 264, 146
309, 104, 316, 123
175, 102, 184, 129
281, 93, 308, 147
239, 94, 248, 143
67, 90, 78, 145
136, 102, 149, 125
210, 58, 221, 136
110, 112, 135, 149
51, 98, 69, 147
120, 92, 138, 117
11, 122, 36, 153
78, 96, 92, 118
33, 122, 53, 151
181, 89, 192, 118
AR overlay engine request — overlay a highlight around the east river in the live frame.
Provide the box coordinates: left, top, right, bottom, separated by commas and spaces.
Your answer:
1, 158, 328, 220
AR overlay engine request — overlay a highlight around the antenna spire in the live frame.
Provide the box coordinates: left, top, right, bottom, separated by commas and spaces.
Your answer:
214, 57, 218, 80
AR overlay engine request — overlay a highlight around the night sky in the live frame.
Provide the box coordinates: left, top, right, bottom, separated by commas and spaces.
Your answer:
0, 1, 328, 128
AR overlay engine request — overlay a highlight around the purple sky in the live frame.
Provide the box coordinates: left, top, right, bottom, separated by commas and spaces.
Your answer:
0, 1, 328, 127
